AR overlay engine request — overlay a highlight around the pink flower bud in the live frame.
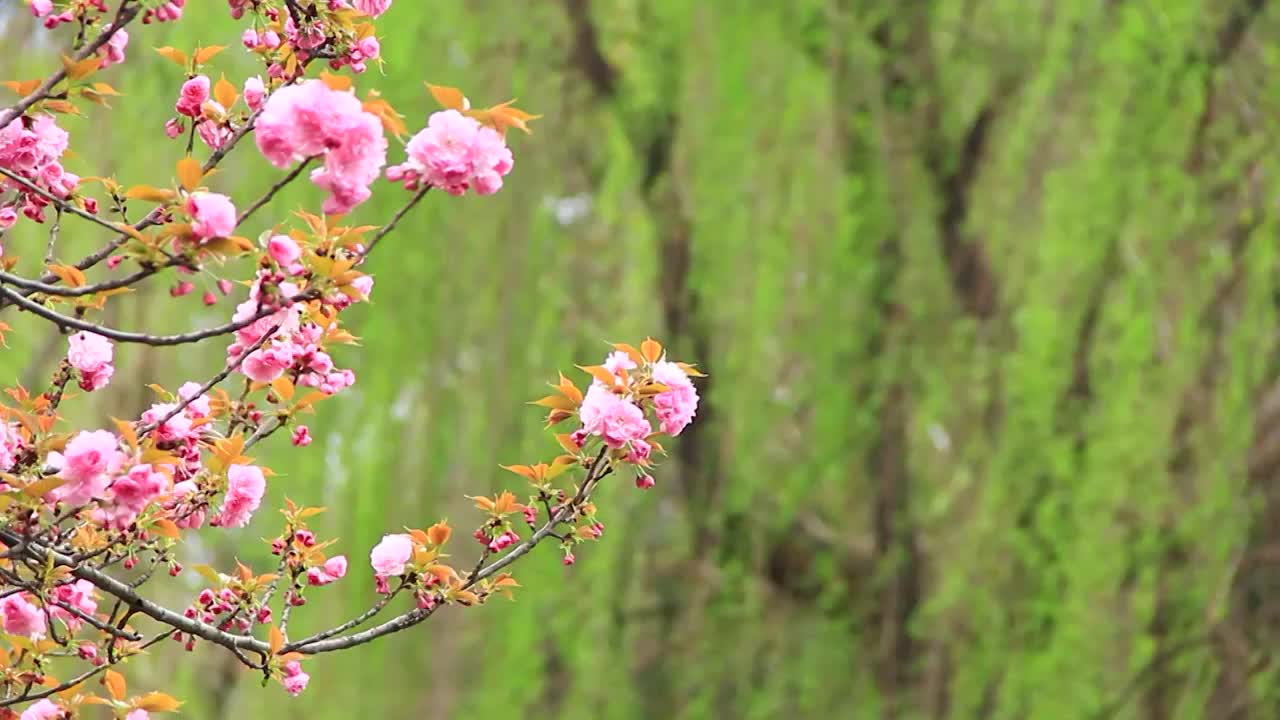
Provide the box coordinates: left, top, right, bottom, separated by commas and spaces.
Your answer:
30, 0, 53, 18
169, 562, 183, 577
635, 474, 655, 490
202, 291, 217, 306
217, 278, 234, 295
295, 529, 316, 547
123, 557, 137, 569
170, 281, 194, 297
106, 255, 124, 269
78, 642, 101, 664
243, 76, 266, 112
562, 553, 576, 566
197, 589, 215, 606
0, 206, 16, 230
241, 28, 259, 49
256, 607, 272, 624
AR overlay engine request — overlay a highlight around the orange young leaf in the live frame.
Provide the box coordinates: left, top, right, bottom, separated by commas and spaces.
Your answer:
270, 376, 295, 402
134, 691, 183, 713
269, 625, 284, 654
176, 157, 202, 192
124, 185, 177, 203
500, 464, 536, 481
42, 99, 80, 115
425, 83, 467, 111
479, 99, 541, 135
213, 75, 238, 110
45, 263, 87, 288
362, 95, 408, 138
427, 522, 451, 546
470, 495, 496, 512
154, 47, 189, 67
556, 373, 584, 404
576, 365, 618, 387
236, 561, 253, 583
612, 343, 646, 367
23, 476, 65, 499
2, 79, 42, 96
640, 337, 663, 363
151, 518, 181, 539
407, 528, 430, 546
453, 590, 480, 606
531, 394, 576, 412
193, 45, 226, 65
319, 71, 352, 92
62, 54, 100, 81
102, 669, 126, 701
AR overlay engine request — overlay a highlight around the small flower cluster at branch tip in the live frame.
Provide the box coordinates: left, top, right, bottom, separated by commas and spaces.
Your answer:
0, 114, 81, 225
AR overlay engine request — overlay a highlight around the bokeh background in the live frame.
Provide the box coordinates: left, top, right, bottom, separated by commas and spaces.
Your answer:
5, 1, 1280, 718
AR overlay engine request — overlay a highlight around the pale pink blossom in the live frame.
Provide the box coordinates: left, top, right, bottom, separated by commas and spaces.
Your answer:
29, 0, 53, 18
243, 76, 266, 112
54, 430, 124, 506
178, 381, 211, 418
66, 331, 114, 391
126, 710, 150, 720
101, 29, 129, 67
211, 464, 266, 528
2, 594, 46, 639
187, 192, 236, 240
353, 0, 392, 16
20, 699, 61, 720
369, 534, 413, 576
651, 360, 699, 436
140, 402, 194, 443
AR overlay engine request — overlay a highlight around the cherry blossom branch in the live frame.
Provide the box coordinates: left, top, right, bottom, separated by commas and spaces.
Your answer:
136, 324, 280, 438
286, 448, 612, 654
237, 157, 315, 227
0, 630, 170, 708
0, 3, 141, 129
0, 283, 316, 346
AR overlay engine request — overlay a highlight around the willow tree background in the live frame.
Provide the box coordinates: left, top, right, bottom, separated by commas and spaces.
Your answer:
4, 0, 1280, 718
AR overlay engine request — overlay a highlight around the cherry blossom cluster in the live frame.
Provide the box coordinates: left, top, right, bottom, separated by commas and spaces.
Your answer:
255, 79, 387, 214
0, 114, 81, 228
0, 0, 710, 716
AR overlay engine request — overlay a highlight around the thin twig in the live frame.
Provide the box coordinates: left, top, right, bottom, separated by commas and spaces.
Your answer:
237, 157, 314, 227
0, 284, 316, 346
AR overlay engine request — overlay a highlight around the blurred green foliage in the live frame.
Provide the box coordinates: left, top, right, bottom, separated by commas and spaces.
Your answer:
4, 0, 1280, 717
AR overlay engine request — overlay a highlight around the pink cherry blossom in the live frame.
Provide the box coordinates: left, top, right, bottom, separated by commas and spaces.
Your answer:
187, 192, 236, 240
176, 75, 210, 117
353, 0, 392, 16
268, 234, 301, 265
140, 402, 195, 443
126, 710, 150, 720
2, 594, 46, 639
306, 555, 348, 586
282, 660, 310, 695
101, 464, 168, 528
369, 534, 413, 576
651, 360, 699, 436
254, 80, 386, 213
55, 429, 124, 506
578, 384, 651, 449
211, 464, 266, 528
291, 425, 313, 447
66, 331, 114, 391
29, 0, 53, 17
178, 381, 211, 417
50, 579, 98, 630
101, 29, 129, 68
20, 699, 61, 720
387, 110, 513, 196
